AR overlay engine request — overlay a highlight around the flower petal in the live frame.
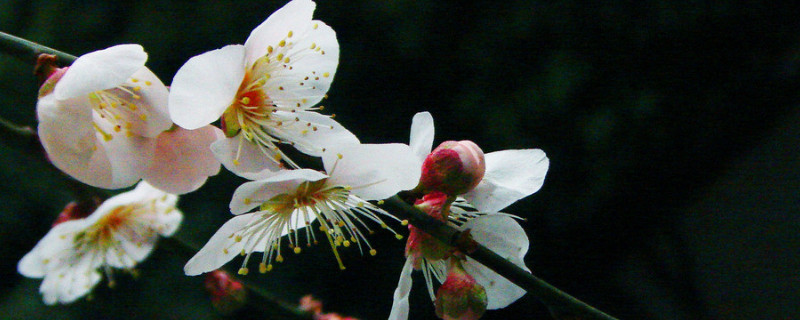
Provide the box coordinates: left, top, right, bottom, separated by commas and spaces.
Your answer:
54, 44, 147, 100
461, 215, 530, 309
122, 67, 173, 137
210, 135, 283, 177
17, 221, 87, 278
323, 143, 422, 200
99, 126, 156, 188
462, 149, 549, 212
40, 264, 101, 305
169, 45, 246, 130
270, 111, 358, 157
409, 111, 434, 161
388, 257, 415, 320
145, 125, 223, 194
262, 21, 339, 110
230, 169, 328, 214
184, 214, 257, 276
244, 0, 316, 67
37, 94, 116, 188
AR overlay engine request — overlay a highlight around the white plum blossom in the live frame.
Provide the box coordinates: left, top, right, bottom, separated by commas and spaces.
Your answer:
390, 215, 530, 320
388, 111, 550, 319
169, 0, 357, 177
36, 44, 221, 193
184, 143, 421, 276
17, 181, 183, 305
409, 111, 550, 214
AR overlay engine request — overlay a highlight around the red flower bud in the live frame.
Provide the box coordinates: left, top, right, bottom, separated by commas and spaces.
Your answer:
204, 270, 247, 315
435, 258, 488, 320
418, 140, 485, 196
406, 192, 453, 267
51, 199, 101, 227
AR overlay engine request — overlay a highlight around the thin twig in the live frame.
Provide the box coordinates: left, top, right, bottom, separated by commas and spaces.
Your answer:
0, 31, 76, 64
383, 196, 619, 320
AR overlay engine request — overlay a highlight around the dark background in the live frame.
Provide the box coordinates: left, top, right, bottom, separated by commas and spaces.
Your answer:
1, 1, 799, 319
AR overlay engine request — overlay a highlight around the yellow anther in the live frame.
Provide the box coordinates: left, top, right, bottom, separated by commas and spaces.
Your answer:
378, 200, 385, 205
279, 40, 286, 47
113, 125, 121, 132
235, 235, 242, 242
310, 43, 316, 49
343, 241, 351, 247
98, 102, 108, 108
276, 53, 284, 61
337, 153, 343, 159
132, 94, 141, 100
313, 23, 318, 29
395, 234, 404, 240
42, 259, 50, 264
223, 248, 229, 254
267, 46, 274, 54
243, 198, 251, 205
380, 223, 388, 229
350, 236, 357, 242
238, 267, 249, 275
133, 86, 141, 91
145, 81, 152, 86
139, 114, 147, 121
131, 78, 139, 82
259, 263, 268, 273
233, 159, 240, 166
401, 220, 409, 226
240, 250, 246, 256
294, 247, 302, 254
323, 72, 330, 78
288, 30, 293, 38
276, 255, 284, 263
241, 97, 251, 104
369, 249, 377, 256
284, 57, 290, 63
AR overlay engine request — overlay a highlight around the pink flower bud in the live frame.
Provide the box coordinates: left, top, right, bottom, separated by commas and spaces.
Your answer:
418, 140, 485, 196
51, 199, 101, 227
435, 258, 488, 320
204, 270, 247, 315
406, 192, 454, 267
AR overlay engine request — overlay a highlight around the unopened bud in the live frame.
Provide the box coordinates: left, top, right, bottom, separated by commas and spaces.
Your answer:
52, 199, 101, 227
204, 270, 247, 315
418, 140, 485, 196
435, 258, 487, 320
406, 192, 453, 266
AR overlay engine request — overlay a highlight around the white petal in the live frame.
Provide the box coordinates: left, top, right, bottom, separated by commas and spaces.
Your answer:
461, 215, 530, 309
388, 257, 414, 320
230, 169, 328, 214
169, 45, 246, 130
145, 125, 223, 194
54, 44, 147, 100
463, 149, 549, 212
184, 214, 257, 276
123, 67, 172, 137
409, 111, 434, 161
37, 94, 115, 188
244, 0, 315, 67
40, 265, 101, 305
99, 126, 156, 188
263, 22, 339, 110
323, 143, 422, 200
270, 111, 358, 156
17, 221, 86, 278
210, 135, 283, 177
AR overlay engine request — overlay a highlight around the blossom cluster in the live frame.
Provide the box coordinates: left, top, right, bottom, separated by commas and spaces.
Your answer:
16, 0, 549, 319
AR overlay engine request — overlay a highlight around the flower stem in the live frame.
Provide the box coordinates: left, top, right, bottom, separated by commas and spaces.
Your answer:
383, 196, 619, 320
0, 31, 76, 64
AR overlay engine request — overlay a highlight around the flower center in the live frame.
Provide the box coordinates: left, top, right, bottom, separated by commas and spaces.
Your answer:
220, 31, 336, 168
88, 80, 153, 142
229, 179, 401, 275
